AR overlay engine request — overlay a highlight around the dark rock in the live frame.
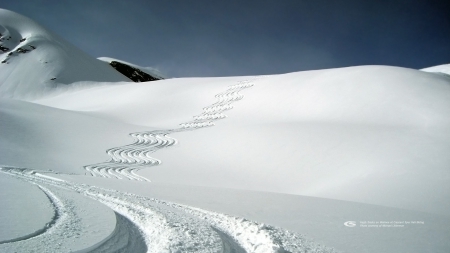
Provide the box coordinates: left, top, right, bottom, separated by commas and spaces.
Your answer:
16, 48, 30, 53
109, 61, 162, 82
0, 46, 8, 52
19, 38, 26, 42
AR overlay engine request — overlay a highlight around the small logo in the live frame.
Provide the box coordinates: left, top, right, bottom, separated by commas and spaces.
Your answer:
344, 221, 357, 227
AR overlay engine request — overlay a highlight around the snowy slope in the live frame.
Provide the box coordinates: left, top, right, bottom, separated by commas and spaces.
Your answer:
63, 175, 450, 253
1, 8, 450, 253
0, 9, 129, 99
421, 63, 450, 76
34, 66, 450, 216
0, 174, 54, 243
0, 98, 149, 173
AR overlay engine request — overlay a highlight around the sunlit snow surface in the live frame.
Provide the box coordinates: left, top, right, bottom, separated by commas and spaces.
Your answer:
421, 63, 450, 76
1, 7, 450, 253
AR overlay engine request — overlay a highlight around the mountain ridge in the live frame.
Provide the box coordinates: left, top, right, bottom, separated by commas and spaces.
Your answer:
0, 9, 134, 100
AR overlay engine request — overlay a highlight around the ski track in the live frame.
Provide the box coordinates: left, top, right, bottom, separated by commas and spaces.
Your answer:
1, 167, 338, 253
0, 184, 62, 244
88, 212, 148, 253
0, 169, 84, 252
84, 80, 255, 181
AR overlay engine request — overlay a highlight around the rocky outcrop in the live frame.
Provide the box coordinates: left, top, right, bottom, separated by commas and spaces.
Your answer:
109, 61, 163, 82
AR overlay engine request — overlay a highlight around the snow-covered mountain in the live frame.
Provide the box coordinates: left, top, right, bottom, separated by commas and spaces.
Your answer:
1, 8, 450, 253
0, 9, 132, 99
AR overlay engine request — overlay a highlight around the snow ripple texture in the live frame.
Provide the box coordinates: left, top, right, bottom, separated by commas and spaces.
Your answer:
1, 167, 338, 253
84, 80, 255, 181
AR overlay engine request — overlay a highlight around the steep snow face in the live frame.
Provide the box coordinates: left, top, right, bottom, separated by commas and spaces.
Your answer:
0, 9, 129, 100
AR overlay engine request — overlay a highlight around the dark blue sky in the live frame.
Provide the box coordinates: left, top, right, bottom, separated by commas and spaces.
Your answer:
3, 0, 450, 77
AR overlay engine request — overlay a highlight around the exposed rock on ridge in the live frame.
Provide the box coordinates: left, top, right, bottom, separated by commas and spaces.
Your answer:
109, 61, 163, 82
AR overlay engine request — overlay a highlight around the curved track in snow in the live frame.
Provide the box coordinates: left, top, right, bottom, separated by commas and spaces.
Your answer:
84, 80, 255, 181
0, 184, 62, 244
1, 167, 337, 253
83, 212, 148, 253
0, 168, 117, 253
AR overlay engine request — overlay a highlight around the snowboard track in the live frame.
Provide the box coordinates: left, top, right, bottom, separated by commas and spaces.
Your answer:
1, 167, 338, 253
84, 80, 255, 181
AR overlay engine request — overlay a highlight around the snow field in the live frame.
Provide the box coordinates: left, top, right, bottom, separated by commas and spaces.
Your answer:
0, 172, 54, 243
0, 167, 117, 253
83, 80, 255, 182
154, 200, 338, 253
1, 167, 338, 253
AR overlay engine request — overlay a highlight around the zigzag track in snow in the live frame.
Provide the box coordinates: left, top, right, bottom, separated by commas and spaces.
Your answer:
84, 80, 255, 181
1, 167, 337, 253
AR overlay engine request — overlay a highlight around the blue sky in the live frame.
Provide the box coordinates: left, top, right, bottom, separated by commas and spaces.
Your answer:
2, 0, 449, 77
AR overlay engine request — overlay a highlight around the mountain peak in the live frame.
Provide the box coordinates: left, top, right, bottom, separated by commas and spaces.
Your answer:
0, 8, 130, 99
